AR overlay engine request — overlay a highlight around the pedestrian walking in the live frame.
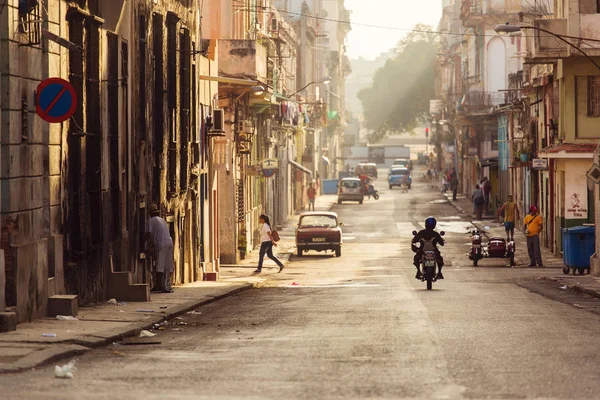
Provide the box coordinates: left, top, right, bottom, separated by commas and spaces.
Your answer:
482, 177, 492, 214
451, 173, 459, 201
441, 175, 448, 193
524, 206, 543, 267
255, 214, 285, 274
472, 185, 485, 220
146, 204, 175, 293
307, 182, 317, 211
496, 195, 520, 242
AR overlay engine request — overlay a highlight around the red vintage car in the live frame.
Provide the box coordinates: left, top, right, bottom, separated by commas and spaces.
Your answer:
296, 212, 343, 257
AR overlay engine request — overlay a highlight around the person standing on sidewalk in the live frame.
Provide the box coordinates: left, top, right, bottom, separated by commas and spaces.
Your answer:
450, 173, 459, 201
524, 206, 543, 267
307, 182, 317, 211
472, 185, 485, 220
146, 204, 174, 293
482, 177, 492, 214
496, 195, 520, 242
255, 214, 285, 274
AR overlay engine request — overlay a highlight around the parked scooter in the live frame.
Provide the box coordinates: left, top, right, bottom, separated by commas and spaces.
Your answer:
468, 228, 515, 267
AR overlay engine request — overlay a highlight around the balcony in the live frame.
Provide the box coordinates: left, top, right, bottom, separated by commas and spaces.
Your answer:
461, 0, 521, 23
218, 40, 268, 83
529, 19, 569, 62
462, 91, 508, 113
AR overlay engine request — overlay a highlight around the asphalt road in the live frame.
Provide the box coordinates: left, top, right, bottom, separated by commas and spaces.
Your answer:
3, 171, 600, 399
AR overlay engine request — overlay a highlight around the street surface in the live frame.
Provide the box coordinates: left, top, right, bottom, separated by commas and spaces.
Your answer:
3, 170, 600, 399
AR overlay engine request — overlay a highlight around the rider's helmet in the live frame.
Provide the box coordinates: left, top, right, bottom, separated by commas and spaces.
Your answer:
529, 205, 538, 214
425, 216, 437, 230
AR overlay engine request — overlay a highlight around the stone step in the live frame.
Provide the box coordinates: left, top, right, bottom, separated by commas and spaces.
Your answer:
47, 295, 78, 317
108, 271, 150, 302
0, 312, 17, 332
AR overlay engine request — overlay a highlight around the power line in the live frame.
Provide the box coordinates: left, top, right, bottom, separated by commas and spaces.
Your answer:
231, 0, 600, 44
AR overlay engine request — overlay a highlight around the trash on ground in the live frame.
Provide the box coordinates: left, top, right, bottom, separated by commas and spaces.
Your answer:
136, 309, 155, 313
110, 350, 125, 357
107, 298, 117, 305
560, 285, 568, 290
117, 302, 127, 306
54, 360, 77, 379
177, 321, 187, 326
159, 305, 168, 309
139, 330, 156, 338
120, 340, 162, 345
42, 333, 57, 337
291, 282, 300, 286
187, 310, 202, 315
56, 315, 79, 321
175, 316, 184, 320
172, 328, 184, 331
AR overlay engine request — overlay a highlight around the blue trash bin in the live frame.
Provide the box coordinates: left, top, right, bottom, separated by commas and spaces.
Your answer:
561, 226, 595, 272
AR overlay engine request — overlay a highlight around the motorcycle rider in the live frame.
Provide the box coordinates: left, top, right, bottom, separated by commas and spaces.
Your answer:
412, 216, 445, 280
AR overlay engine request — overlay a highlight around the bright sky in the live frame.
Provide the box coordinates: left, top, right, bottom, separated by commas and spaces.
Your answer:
345, 0, 443, 60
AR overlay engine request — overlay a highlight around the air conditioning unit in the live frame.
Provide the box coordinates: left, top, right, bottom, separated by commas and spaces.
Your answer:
212, 109, 225, 132
270, 18, 279, 33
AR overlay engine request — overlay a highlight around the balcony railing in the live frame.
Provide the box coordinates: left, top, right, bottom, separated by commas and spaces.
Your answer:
464, 91, 508, 110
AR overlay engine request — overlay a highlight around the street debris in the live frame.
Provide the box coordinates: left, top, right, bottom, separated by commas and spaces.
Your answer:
139, 330, 156, 338
291, 282, 300, 286
54, 360, 77, 379
107, 298, 118, 305
175, 316, 184, 320
56, 315, 79, 321
160, 305, 168, 309
172, 328, 184, 331
187, 310, 202, 315
110, 350, 126, 357
42, 333, 57, 337
560, 285, 568, 290
136, 309, 155, 313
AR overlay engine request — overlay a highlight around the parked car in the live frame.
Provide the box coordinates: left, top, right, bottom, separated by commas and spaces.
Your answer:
357, 163, 378, 179
296, 212, 343, 257
337, 177, 364, 204
388, 167, 412, 189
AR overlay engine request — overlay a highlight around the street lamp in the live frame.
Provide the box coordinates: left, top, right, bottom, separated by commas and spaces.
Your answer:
290, 76, 332, 97
234, 85, 266, 102
494, 22, 600, 72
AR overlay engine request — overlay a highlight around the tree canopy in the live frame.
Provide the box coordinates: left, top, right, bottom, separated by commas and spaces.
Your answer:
358, 27, 438, 142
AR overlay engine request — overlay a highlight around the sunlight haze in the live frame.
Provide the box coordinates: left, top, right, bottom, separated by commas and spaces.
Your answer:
345, 0, 443, 60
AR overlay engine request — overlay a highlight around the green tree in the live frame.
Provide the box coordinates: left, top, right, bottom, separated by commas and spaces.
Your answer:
358, 26, 438, 142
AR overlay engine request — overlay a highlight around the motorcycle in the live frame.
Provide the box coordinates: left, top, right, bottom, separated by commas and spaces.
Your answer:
362, 183, 380, 200
412, 230, 445, 290
468, 228, 515, 267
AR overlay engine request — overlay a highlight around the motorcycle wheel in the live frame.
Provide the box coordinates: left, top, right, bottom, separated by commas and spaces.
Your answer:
373, 193, 380, 200
427, 278, 433, 290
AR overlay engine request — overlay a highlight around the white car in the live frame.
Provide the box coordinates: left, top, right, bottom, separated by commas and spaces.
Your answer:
337, 178, 364, 204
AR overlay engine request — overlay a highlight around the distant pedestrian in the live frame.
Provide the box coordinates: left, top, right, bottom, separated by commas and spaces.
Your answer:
307, 182, 317, 211
497, 195, 520, 242
255, 214, 285, 274
146, 204, 174, 293
524, 206, 543, 267
441, 175, 448, 193
451, 173, 459, 201
482, 177, 492, 213
472, 184, 485, 220
427, 169, 433, 187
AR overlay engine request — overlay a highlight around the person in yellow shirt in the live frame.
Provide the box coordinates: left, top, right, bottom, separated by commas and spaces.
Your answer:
497, 195, 520, 242
523, 205, 543, 267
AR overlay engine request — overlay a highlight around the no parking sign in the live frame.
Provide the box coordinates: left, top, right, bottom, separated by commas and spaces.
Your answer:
35, 78, 77, 123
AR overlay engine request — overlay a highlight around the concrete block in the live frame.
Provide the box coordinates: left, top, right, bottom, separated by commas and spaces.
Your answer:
127, 284, 151, 302
14, 239, 48, 322
204, 272, 219, 281
108, 271, 150, 302
0, 312, 17, 332
48, 145, 61, 175
0, 249, 5, 311
47, 295, 78, 317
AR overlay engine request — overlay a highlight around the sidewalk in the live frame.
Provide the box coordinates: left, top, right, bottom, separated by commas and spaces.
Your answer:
0, 282, 251, 373
220, 195, 338, 281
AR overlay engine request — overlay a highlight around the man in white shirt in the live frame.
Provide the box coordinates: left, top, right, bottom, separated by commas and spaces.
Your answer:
146, 204, 174, 293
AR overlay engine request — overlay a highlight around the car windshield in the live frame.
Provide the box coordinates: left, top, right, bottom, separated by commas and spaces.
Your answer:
299, 215, 337, 228
341, 180, 361, 188
390, 169, 408, 176
393, 161, 406, 165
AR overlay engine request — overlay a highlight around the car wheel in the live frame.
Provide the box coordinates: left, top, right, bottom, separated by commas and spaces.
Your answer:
297, 248, 303, 257
359, 199, 363, 204
337, 199, 342, 204
389, 185, 392, 190
335, 246, 342, 257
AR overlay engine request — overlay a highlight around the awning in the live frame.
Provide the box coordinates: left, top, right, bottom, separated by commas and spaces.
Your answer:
322, 156, 330, 165
199, 75, 259, 86
538, 143, 597, 159
479, 157, 498, 168
288, 160, 313, 177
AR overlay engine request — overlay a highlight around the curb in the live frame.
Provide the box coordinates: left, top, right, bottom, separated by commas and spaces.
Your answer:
0, 284, 253, 374
536, 276, 600, 299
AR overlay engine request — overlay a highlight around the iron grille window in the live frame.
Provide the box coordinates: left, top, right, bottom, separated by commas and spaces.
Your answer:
18, 0, 41, 46
180, 28, 191, 190
139, 13, 147, 139
153, 13, 164, 204
588, 76, 600, 117
107, 32, 120, 239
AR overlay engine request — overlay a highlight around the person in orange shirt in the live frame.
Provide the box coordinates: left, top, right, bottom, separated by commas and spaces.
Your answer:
524, 205, 543, 267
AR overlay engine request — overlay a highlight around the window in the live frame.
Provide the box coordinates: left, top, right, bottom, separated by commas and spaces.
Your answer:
588, 76, 600, 117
